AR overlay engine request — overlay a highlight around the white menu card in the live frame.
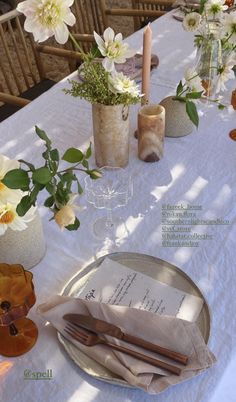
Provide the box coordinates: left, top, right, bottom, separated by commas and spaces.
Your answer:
78, 258, 203, 322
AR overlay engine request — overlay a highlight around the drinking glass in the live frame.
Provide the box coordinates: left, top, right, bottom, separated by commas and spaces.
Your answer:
84, 167, 133, 239
0, 263, 38, 357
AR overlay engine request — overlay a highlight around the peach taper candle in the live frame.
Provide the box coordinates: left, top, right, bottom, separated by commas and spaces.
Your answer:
141, 24, 152, 105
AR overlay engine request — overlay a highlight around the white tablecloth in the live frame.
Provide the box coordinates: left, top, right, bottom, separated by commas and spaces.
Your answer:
1, 11, 236, 402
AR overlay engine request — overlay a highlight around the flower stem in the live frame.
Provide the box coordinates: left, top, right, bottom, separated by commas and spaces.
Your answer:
69, 33, 88, 61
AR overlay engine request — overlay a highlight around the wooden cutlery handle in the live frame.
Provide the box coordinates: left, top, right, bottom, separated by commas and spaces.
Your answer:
123, 333, 188, 365
106, 341, 181, 376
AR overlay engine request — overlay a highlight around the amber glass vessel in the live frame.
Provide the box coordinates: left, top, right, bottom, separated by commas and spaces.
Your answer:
224, 0, 234, 7
0, 263, 38, 357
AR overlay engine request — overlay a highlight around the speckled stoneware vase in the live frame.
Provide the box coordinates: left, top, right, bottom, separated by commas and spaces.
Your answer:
92, 103, 129, 167
0, 212, 46, 270
160, 96, 194, 137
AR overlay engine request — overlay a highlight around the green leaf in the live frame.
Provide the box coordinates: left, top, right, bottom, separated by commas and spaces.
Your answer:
32, 167, 52, 185
16, 195, 32, 216
35, 126, 51, 148
42, 150, 49, 160
82, 159, 89, 169
218, 103, 225, 110
172, 96, 186, 103
66, 217, 80, 231
48, 160, 57, 173
44, 195, 55, 207
186, 91, 203, 99
30, 183, 44, 204
90, 44, 102, 58
176, 81, 183, 96
186, 100, 199, 128
46, 183, 55, 195
62, 148, 83, 163
85, 143, 92, 159
62, 172, 75, 182
199, 0, 207, 14
2, 169, 30, 191
50, 149, 59, 161
77, 180, 83, 195
18, 159, 35, 171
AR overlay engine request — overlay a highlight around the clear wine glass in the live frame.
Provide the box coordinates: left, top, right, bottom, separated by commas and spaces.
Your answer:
84, 166, 133, 239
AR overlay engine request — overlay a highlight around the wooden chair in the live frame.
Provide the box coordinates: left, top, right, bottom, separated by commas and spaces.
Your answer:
105, 0, 174, 32
70, 0, 108, 53
0, 9, 83, 122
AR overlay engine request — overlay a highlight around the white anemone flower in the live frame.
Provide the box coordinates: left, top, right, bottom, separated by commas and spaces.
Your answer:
0, 155, 22, 204
216, 55, 236, 93
223, 12, 236, 45
0, 203, 36, 236
94, 27, 136, 72
182, 12, 202, 32
108, 72, 141, 97
204, 0, 228, 19
17, 0, 76, 44
184, 68, 204, 92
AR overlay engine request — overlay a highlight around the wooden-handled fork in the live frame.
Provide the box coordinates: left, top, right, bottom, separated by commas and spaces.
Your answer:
64, 322, 182, 376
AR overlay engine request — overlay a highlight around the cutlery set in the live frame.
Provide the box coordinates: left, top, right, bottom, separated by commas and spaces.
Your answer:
63, 313, 189, 376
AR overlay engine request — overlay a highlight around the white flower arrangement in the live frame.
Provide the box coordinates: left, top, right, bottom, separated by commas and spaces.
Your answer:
17, 0, 142, 106
17, 0, 76, 44
182, 0, 236, 95
94, 27, 136, 72
0, 155, 36, 235
183, 12, 202, 32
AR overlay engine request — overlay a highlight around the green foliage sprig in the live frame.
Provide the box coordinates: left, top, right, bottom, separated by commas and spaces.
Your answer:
2, 126, 101, 231
173, 80, 225, 128
64, 61, 141, 106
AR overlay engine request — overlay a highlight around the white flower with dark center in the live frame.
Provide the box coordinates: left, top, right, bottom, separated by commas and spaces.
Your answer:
108, 72, 141, 96
223, 12, 236, 45
216, 54, 236, 93
0, 203, 36, 236
94, 27, 136, 72
204, 0, 228, 19
0, 155, 22, 204
184, 68, 204, 92
17, 0, 76, 44
183, 12, 202, 32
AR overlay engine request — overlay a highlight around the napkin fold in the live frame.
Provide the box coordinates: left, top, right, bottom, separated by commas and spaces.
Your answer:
37, 296, 216, 394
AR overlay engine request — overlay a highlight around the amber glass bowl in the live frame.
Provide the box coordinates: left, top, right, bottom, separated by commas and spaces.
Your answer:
0, 263, 38, 357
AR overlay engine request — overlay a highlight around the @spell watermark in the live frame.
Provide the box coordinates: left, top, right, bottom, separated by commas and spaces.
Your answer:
24, 369, 53, 380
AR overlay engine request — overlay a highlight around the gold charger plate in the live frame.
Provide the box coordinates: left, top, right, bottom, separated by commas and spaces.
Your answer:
58, 252, 211, 387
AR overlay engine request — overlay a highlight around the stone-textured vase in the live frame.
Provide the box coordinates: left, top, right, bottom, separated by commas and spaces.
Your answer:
0, 212, 46, 270
138, 104, 165, 162
160, 96, 194, 138
92, 103, 129, 168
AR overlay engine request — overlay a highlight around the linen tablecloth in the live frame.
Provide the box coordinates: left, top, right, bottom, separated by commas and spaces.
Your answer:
0, 10, 236, 402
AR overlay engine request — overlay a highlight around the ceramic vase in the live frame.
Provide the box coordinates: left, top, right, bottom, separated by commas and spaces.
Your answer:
92, 103, 130, 168
160, 96, 194, 138
0, 212, 46, 270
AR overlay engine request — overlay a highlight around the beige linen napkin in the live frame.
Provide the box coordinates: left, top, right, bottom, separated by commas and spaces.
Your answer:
37, 296, 216, 394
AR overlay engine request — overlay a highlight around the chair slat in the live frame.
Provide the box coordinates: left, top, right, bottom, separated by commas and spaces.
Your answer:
7, 20, 31, 89
15, 16, 38, 85
0, 53, 15, 94
0, 24, 23, 94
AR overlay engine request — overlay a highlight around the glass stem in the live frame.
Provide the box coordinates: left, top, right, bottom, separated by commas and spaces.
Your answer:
106, 208, 113, 228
